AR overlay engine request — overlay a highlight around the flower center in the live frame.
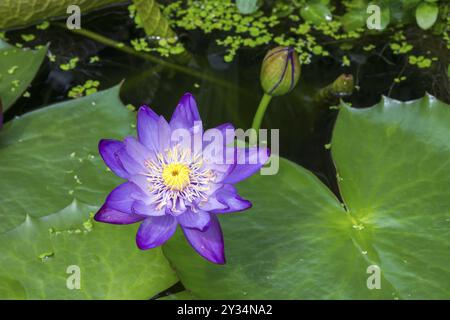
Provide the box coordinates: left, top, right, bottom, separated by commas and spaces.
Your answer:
162, 163, 191, 191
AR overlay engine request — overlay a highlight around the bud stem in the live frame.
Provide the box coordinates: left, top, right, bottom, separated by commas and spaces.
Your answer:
251, 93, 273, 134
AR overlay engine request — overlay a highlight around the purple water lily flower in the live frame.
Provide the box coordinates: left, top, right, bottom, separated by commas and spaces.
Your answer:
95, 93, 269, 264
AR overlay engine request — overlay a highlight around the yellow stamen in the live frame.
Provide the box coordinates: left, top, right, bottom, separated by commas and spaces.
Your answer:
162, 163, 190, 191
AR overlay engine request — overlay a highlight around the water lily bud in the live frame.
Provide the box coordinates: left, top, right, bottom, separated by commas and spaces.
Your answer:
260, 47, 301, 96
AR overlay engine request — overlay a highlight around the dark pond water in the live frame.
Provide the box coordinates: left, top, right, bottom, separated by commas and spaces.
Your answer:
4, 3, 449, 200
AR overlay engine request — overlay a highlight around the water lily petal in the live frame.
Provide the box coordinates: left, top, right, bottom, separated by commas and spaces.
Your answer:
182, 215, 225, 264
202, 124, 239, 183
176, 209, 211, 231
136, 215, 177, 249
137, 105, 160, 151
223, 147, 270, 184
123, 136, 154, 167
98, 139, 129, 179
104, 182, 143, 213
205, 162, 235, 184
94, 204, 144, 224
96, 93, 265, 264
211, 185, 252, 214
170, 93, 201, 131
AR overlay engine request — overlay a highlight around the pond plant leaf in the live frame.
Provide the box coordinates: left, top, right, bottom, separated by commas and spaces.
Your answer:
0, 86, 177, 298
236, 0, 262, 15
0, 0, 125, 30
132, 0, 176, 39
0, 43, 47, 111
415, 2, 439, 30
300, 2, 333, 25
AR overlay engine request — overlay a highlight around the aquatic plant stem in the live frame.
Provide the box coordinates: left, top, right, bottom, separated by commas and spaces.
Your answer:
251, 93, 272, 133
53, 23, 238, 91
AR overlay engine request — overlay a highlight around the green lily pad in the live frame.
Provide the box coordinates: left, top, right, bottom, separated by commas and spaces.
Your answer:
0, 44, 47, 111
0, 86, 177, 299
163, 95, 450, 299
